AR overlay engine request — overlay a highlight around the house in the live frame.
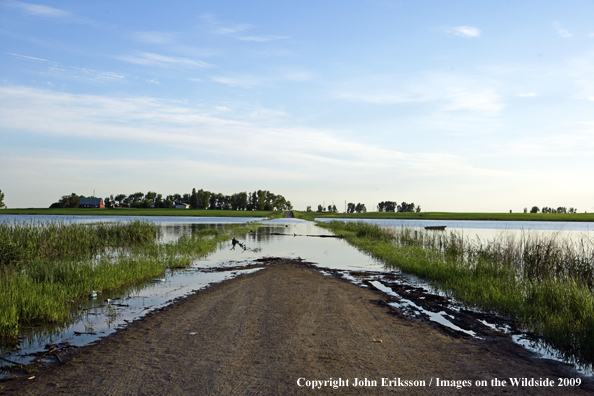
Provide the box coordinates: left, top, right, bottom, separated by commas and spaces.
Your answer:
173, 203, 190, 209
79, 198, 105, 208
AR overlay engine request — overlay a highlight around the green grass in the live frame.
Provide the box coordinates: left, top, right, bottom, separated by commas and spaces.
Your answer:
293, 211, 594, 222
320, 220, 594, 367
0, 221, 259, 343
1, 208, 279, 217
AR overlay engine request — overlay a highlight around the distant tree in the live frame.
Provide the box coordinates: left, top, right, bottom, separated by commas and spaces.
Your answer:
557, 207, 567, 214
415, 205, 421, 213
377, 201, 396, 212
52, 193, 82, 208
145, 191, 157, 202
0, 189, 5, 208
306, 205, 312, 212
104, 196, 112, 209
317, 204, 324, 212
530, 206, 540, 213
114, 194, 127, 207
397, 202, 416, 213
347, 202, 356, 214
355, 203, 366, 213
523, 207, 528, 213
190, 188, 199, 209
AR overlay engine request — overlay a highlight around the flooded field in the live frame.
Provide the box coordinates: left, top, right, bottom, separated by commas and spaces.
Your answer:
1, 216, 593, 378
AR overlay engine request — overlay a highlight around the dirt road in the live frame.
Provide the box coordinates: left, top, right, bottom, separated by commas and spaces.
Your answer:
2, 259, 592, 395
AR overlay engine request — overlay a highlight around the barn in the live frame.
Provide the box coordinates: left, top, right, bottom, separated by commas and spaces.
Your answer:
79, 198, 105, 208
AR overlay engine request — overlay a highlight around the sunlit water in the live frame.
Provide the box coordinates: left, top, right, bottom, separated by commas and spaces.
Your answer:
1, 215, 593, 377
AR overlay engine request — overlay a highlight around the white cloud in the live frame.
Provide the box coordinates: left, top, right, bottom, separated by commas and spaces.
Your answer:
336, 73, 505, 116
445, 26, 481, 38
0, 86, 500, 183
554, 22, 572, 38
9, 1, 72, 18
116, 52, 212, 68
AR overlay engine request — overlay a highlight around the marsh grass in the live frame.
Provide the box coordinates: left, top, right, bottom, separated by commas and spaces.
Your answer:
0, 221, 256, 343
0, 220, 159, 265
321, 221, 594, 366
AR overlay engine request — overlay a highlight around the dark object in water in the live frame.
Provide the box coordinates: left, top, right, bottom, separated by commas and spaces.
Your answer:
424, 226, 447, 231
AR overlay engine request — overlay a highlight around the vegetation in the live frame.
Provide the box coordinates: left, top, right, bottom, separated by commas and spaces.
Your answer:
1, 208, 279, 217
0, 189, 5, 209
293, 211, 594, 222
49, 189, 292, 211
0, 220, 257, 342
320, 221, 594, 366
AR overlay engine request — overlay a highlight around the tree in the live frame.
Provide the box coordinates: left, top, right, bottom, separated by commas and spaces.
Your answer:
317, 204, 324, 212
377, 201, 396, 212
0, 189, 5, 208
114, 194, 127, 207
397, 202, 416, 213
530, 206, 540, 213
347, 202, 356, 213
190, 188, 199, 209
306, 205, 312, 212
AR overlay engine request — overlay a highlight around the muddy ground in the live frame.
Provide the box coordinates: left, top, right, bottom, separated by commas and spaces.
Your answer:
1, 259, 592, 395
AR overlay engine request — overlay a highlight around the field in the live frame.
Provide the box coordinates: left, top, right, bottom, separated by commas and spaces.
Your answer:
295, 211, 594, 222
1, 208, 279, 217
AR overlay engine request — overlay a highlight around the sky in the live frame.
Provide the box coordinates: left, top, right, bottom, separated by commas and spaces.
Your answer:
1, 0, 593, 212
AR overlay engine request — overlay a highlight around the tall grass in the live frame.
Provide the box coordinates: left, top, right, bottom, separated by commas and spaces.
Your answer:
0, 220, 159, 265
321, 221, 594, 366
0, 221, 255, 342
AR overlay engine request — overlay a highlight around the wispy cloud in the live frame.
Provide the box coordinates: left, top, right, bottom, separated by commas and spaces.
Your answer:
200, 14, 252, 35
238, 35, 289, 42
336, 72, 504, 116
444, 25, 481, 38
131, 31, 179, 44
554, 22, 572, 38
8, 1, 72, 18
116, 51, 213, 68
0, 86, 498, 182
7, 52, 124, 81
519, 93, 536, 97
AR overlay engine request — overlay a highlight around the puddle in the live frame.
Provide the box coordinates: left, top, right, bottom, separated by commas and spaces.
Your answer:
1, 219, 592, 378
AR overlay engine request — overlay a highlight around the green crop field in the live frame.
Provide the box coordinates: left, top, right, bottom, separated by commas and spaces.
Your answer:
0, 208, 279, 218
294, 211, 594, 222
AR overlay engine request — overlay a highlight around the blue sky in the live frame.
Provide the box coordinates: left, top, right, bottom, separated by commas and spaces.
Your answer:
1, 0, 593, 212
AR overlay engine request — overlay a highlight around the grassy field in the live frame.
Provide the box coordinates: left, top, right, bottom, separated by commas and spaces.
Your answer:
294, 211, 594, 222
0, 220, 258, 343
320, 220, 594, 367
0, 208, 280, 218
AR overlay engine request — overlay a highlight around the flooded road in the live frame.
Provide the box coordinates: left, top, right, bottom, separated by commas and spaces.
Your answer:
1, 217, 593, 377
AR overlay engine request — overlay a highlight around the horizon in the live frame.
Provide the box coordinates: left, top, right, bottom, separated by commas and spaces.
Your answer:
2, 1, 593, 212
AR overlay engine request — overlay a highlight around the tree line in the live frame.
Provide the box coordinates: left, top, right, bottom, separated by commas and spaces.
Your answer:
377, 201, 420, 213
50, 189, 292, 211
527, 206, 578, 214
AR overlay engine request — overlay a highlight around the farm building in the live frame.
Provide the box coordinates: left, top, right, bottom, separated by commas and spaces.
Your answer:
79, 198, 105, 208
173, 203, 190, 209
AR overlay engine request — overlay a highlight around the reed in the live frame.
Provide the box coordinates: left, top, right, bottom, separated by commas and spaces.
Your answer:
0, 221, 256, 343
321, 221, 594, 366
0, 220, 159, 265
